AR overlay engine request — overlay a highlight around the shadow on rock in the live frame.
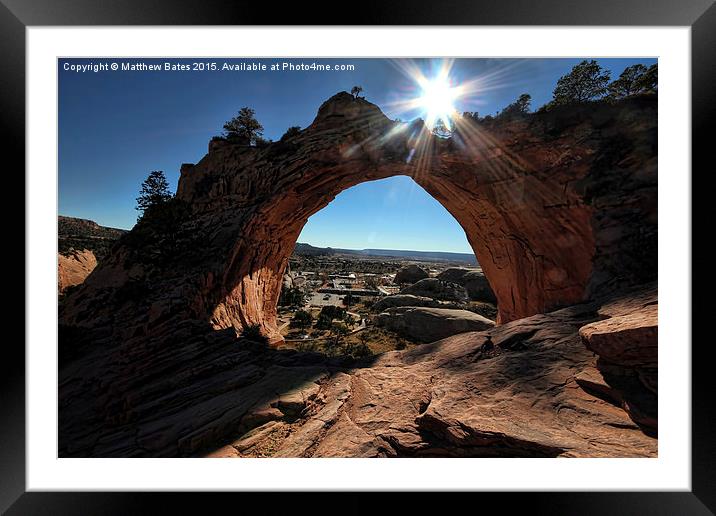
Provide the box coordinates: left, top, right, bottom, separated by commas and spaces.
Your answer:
58, 321, 377, 457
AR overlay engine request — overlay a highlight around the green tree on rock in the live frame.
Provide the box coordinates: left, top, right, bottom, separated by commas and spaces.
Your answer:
223, 107, 264, 145
608, 64, 650, 99
634, 63, 658, 94
499, 93, 532, 118
552, 60, 611, 104
280, 126, 301, 141
136, 170, 172, 218
350, 86, 363, 99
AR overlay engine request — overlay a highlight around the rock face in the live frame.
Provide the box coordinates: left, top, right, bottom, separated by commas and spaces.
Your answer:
372, 294, 441, 312
375, 307, 495, 343
437, 268, 496, 303
578, 290, 658, 434
60, 92, 656, 346
58, 285, 655, 458
58, 249, 97, 293
400, 278, 468, 302
393, 264, 429, 285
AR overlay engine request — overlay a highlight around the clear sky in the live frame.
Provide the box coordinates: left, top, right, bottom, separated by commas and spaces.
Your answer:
59, 57, 656, 253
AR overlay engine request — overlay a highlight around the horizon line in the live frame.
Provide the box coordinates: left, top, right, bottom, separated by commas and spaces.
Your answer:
295, 242, 475, 255
57, 214, 475, 256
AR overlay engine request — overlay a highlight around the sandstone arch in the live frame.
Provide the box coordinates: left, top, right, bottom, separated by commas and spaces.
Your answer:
62, 92, 656, 346
58, 92, 657, 457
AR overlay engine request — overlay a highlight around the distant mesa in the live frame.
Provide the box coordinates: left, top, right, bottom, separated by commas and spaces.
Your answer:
294, 242, 477, 264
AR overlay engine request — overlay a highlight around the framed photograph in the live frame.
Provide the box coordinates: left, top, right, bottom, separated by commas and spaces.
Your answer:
5, 0, 714, 512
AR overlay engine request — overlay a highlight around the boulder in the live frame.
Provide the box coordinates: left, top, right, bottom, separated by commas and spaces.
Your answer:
462, 271, 497, 303
578, 295, 658, 435
436, 267, 471, 283
579, 304, 657, 368
372, 294, 441, 312
400, 278, 468, 302
393, 264, 429, 285
437, 268, 496, 303
374, 306, 494, 343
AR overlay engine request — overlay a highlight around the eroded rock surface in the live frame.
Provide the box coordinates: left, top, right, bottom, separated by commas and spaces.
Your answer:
59, 286, 657, 458
375, 307, 494, 343
400, 277, 469, 302
58, 249, 97, 293
437, 268, 496, 303
579, 287, 658, 434
372, 294, 441, 312
210, 286, 658, 458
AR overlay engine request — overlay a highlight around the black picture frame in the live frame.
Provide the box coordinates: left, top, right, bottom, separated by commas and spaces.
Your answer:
3, 0, 714, 513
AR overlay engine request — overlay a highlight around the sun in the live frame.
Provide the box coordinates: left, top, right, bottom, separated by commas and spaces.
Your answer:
389, 59, 473, 134
414, 69, 463, 131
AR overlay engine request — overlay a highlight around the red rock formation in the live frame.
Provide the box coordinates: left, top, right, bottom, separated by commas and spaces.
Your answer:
57, 92, 658, 457
579, 287, 658, 434
58, 249, 97, 293
61, 92, 657, 344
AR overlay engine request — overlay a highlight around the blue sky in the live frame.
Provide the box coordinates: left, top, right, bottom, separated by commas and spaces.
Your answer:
59, 57, 656, 253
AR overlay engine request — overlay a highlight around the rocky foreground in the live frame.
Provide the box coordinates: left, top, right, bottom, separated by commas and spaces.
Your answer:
207, 285, 657, 458
60, 284, 656, 458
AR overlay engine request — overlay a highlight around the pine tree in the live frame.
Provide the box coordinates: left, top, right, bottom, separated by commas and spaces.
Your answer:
499, 93, 532, 118
633, 63, 658, 94
223, 107, 264, 145
280, 126, 302, 142
608, 64, 649, 99
136, 170, 172, 217
552, 60, 611, 104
